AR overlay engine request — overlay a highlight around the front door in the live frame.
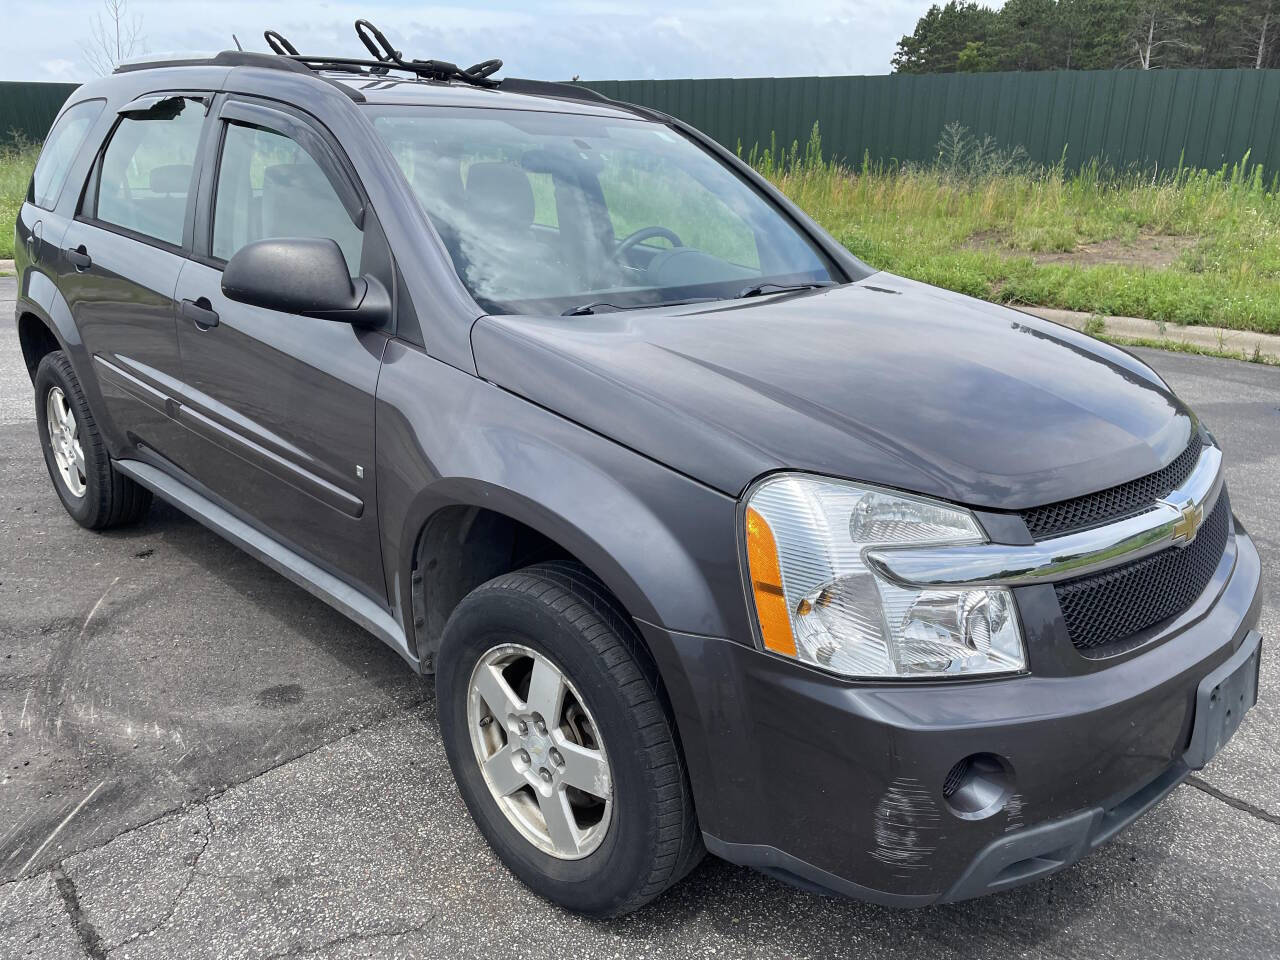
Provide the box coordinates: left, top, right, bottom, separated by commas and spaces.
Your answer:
171, 97, 388, 600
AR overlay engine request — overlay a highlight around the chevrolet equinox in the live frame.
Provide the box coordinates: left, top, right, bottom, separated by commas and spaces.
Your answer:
11, 32, 1263, 917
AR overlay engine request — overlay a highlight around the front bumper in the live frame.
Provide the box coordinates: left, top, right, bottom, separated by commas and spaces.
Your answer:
640, 528, 1263, 906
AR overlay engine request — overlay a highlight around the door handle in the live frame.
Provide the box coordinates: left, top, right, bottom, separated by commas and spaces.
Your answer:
181, 297, 220, 329
65, 245, 92, 270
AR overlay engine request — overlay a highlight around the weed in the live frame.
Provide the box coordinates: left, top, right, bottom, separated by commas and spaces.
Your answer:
761, 125, 1280, 335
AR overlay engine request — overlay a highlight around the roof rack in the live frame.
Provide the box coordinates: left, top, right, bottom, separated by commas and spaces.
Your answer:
113, 21, 647, 116
260, 20, 505, 88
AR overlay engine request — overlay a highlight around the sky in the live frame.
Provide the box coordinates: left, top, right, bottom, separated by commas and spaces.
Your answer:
3, 0, 996, 85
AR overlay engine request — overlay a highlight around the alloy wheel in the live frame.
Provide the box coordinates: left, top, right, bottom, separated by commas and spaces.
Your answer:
46, 386, 86, 498
467, 643, 613, 859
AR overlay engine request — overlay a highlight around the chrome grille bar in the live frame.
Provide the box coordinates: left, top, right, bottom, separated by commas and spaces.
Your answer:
866, 445, 1225, 589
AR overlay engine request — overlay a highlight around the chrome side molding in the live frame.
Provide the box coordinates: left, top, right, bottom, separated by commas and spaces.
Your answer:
867, 445, 1224, 589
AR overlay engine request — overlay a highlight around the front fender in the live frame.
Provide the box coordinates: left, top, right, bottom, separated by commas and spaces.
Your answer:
374, 339, 751, 655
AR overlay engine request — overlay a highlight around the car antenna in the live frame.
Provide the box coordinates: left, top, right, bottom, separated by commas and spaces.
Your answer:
232, 33, 243, 51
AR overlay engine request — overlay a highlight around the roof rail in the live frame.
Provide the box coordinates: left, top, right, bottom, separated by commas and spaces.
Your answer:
112, 22, 648, 115
497, 78, 611, 104
114, 50, 307, 75
114, 50, 367, 102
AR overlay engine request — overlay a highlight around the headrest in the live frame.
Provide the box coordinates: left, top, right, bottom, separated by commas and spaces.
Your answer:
464, 162, 534, 228
149, 163, 192, 195
263, 163, 328, 191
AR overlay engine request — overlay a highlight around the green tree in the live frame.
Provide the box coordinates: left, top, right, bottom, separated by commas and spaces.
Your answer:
956, 40, 994, 71
983, 0, 1061, 70
892, 2, 1000, 73
890, 0, 1267, 73
1178, 0, 1246, 66
1058, 0, 1139, 68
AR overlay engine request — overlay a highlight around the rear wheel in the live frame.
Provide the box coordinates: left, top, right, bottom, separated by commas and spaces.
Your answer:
436, 562, 703, 916
34, 351, 151, 530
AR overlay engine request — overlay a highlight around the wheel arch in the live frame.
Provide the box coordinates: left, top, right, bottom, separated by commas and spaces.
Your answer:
402, 479, 672, 670
16, 274, 84, 378
17, 307, 66, 382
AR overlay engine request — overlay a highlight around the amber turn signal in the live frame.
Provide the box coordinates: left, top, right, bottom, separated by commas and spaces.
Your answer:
745, 507, 798, 657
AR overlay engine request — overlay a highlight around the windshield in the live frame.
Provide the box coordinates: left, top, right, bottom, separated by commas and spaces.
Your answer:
367, 105, 838, 315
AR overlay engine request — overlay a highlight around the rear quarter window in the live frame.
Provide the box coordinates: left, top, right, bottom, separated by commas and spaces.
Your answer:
30, 99, 105, 210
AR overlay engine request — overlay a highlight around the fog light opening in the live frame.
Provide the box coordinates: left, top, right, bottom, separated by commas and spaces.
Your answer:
943, 753, 1014, 820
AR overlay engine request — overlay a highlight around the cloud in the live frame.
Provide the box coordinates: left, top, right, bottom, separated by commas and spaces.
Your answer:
38, 59, 82, 81
2, 0, 939, 83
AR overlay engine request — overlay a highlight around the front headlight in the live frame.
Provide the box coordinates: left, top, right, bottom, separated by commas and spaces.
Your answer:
744, 474, 1026, 679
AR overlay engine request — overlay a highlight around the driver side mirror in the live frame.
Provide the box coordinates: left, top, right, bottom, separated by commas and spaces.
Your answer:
221, 237, 390, 326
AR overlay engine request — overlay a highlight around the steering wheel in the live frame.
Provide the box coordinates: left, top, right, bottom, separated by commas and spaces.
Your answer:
611, 226, 684, 263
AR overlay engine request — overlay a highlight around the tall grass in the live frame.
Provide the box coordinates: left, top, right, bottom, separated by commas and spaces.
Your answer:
0, 139, 38, 262
757, 124, 1280, 334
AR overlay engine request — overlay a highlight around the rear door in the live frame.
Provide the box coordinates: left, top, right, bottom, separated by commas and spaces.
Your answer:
58, 93, 211, 459
171, 96, 389, 600
18, 98, 106, 292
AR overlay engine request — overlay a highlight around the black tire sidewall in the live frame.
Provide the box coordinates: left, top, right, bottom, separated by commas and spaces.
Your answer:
34, 353, 97, 526
437, 589, 663, 914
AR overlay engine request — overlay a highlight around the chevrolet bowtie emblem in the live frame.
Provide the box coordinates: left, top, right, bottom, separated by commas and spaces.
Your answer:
1172, 503, 1204, 546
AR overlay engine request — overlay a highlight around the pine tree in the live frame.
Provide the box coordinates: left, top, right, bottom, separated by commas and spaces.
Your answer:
983, 0, 1060, 70
892, 2, 1001, 73
890, 0, 1280, 73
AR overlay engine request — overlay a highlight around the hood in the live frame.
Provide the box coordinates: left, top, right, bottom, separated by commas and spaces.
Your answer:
471, 273, 1194, 509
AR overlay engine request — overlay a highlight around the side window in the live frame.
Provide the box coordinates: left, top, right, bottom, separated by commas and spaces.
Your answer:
31, 99, 105, 210
93, 97, 205, 246
212, 122, 363, 274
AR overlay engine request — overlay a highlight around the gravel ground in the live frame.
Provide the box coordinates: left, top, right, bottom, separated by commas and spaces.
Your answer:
2, 274, 1278, 959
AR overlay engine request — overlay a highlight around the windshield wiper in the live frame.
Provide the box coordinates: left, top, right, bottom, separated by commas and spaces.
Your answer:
562, 296, 719, 316
735, 280, 835, 300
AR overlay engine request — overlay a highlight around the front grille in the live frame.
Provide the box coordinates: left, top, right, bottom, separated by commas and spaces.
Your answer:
1056, 489, 1231, 654
1021, 435, 1205, 540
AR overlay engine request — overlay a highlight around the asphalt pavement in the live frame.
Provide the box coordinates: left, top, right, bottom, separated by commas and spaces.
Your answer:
2, 272, 1278, 959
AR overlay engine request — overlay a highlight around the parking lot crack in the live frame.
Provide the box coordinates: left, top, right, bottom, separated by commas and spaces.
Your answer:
104, 806, 214, 954
260, 913, 439, 959
51, 863, 107, 960
1186, 776, 1280, 827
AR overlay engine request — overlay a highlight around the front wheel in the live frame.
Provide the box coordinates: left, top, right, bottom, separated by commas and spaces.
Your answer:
436, 562, 703, 916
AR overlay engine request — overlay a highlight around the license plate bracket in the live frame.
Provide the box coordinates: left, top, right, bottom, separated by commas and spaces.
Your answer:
1185, 631, 1262, 771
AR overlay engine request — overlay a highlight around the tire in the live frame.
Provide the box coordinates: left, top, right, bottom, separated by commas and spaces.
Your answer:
34, 351, 151, 530
436, 561, 703, 916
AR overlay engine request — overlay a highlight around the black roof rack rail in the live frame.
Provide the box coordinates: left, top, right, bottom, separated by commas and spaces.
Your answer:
112, 50, 305, 74
112, 22, 657, 116
497, 78, 610, 103
258, 21, 504, 88
114, 50, 367, 102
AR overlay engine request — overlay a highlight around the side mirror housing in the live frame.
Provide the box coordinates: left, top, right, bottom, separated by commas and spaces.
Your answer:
221, 237, 390, 326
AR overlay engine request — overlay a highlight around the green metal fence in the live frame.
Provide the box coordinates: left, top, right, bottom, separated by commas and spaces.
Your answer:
0, 81, 80, 145
582, 69, 1280, 173
4, 70, 1280, 173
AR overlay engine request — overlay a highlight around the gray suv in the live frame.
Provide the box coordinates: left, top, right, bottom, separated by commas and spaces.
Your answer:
12, 34, 1264, 917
